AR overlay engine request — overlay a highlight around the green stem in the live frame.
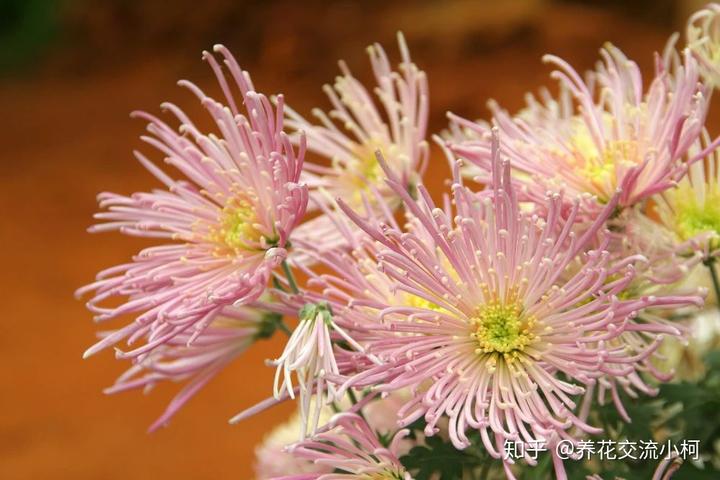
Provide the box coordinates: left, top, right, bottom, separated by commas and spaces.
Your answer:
272, 275, 287, 292
281, 259, 299, 294
705, 258, 720, 311
347, 388, 368, 423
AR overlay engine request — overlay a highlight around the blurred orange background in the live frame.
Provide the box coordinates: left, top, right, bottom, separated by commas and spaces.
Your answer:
1, 1, 716, 478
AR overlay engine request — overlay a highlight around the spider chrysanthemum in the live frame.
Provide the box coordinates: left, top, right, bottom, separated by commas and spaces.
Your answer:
451, 44, 712, 216
273, 413, 412, 480
302, 133, 702, 479
654, 134, 720, 257
77, 45, 308, 360
285, 33, 429, 255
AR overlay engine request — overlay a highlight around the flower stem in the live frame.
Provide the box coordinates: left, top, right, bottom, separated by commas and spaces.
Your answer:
347, 388, 368, 423
704, 258, 720, 311
281, 259, 299, 294
271, 275, 286, 292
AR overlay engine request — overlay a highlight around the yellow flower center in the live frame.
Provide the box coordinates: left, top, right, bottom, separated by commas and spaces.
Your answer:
350, 147, 384, 185
566, 116, 641, 202
336, 142, 385, 207
472, 300, 536, 357
672, 186, 720, 243
207, 196, 271, 255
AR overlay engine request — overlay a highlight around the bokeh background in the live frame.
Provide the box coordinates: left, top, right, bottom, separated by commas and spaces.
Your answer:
1, 0, 716, 478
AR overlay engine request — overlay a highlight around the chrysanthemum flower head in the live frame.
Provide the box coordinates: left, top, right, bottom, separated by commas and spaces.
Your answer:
285, 33, 429, 253
451, 44, 711, 215
255, 390, 415, 479
687, 2, 720, 87
653, 133, 720, 258
269, 299, 375, 439
254, 402, 337, 479
77, 45, 308, 360
103, 304, 283, 432
318, 132, 703, 478
616, 207, 704, 286
273, 413, 413, 480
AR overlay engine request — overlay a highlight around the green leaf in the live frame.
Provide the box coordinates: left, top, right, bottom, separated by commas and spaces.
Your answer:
400, 435, 484, 480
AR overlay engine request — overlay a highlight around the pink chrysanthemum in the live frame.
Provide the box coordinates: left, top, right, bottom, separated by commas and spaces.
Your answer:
254, 391, 415, 479
77, 45, 308, 360
103, 304, 284, 432
583, 206, 708, 419
273, 413, 412, 480
652, 132, 720, 258
298, 134, 703, 479
573, 241, 702, 425
616, 208, 706, 286
254, 403, 336, 479
451, 45, 712, 214
285, 33, 428, 254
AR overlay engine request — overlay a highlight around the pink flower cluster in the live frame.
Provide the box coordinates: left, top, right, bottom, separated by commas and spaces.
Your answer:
79, 7, 720, 480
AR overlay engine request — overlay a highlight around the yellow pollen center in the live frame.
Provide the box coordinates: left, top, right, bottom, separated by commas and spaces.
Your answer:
334, 136, 405, 208
568, 117, 641, 202
672, 187, 720, 243
352, 149, 383, 185
208, 197, 270, 254
337, 144, 385, 207
472, 301, 536, 357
